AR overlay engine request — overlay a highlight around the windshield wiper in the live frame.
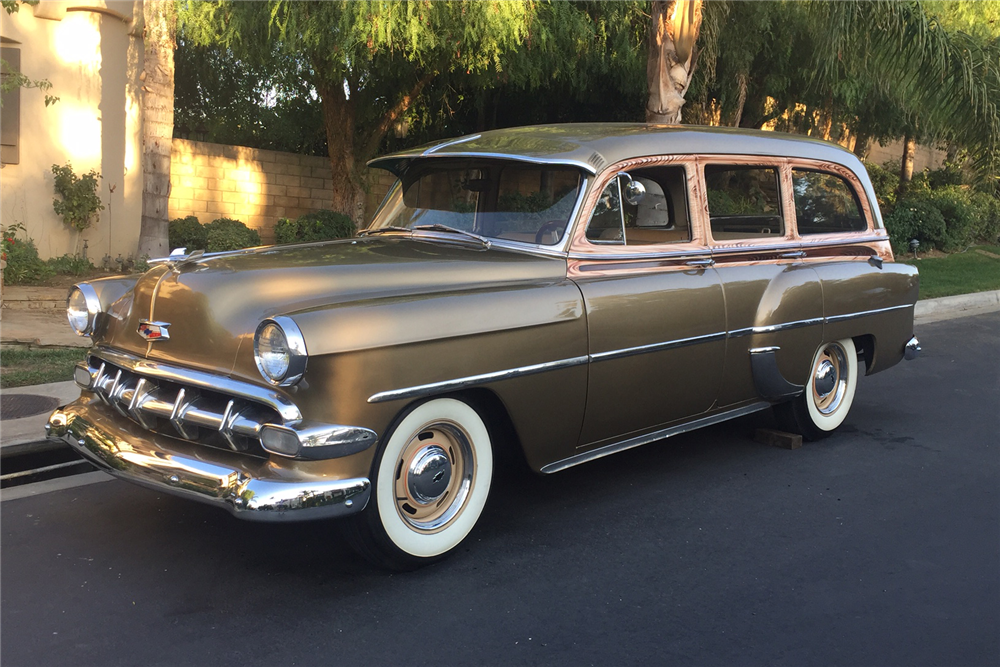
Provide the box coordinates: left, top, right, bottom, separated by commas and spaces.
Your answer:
412, 224, 491, 248
357, 226, 412, 237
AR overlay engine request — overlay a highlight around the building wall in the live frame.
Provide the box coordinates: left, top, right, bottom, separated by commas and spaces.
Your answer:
0, 1, 142, 262
168, 139, 397, 242
866, 139, 948, 174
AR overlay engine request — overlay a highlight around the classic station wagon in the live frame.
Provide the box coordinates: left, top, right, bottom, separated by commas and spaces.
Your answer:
48, 125, 920, 569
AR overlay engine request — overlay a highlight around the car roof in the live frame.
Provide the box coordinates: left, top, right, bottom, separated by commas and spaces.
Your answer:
368, 123, 865, 177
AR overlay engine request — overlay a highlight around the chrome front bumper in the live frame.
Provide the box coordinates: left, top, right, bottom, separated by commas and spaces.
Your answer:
47, 397, 371, 522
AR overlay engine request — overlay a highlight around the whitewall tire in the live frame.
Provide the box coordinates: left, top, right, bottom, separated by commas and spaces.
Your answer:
346, 397, 493, 570
776, 338, 859, 440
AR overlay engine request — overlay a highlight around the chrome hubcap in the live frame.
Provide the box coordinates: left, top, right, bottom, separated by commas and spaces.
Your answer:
406, 445, 452, 504
811, 343, 849, 415
394, 422, 475, 533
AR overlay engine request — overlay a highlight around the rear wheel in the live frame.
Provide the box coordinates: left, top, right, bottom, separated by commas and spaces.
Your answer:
775, 338, 858, 441
346, 397, 493, 570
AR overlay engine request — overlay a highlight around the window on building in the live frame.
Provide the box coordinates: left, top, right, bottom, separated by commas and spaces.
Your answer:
1, 46, 20, 165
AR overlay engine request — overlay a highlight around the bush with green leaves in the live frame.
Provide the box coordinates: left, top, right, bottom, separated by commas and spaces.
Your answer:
46, 254, 94, 276
884, 198, 947, 254
864, 161, 900, 212
2, 229, 55, 285
51, 163, 104, 232
274, 210, 355, 245
169, 215, 208, 251
205, 217, 261, 252
968, 191, 1000, 245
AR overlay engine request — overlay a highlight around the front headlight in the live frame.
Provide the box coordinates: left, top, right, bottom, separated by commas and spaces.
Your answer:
66, 284, 102, 336
253, 317, 307, 386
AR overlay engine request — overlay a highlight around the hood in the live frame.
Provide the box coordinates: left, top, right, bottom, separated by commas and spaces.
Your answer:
99, 237, 566, 375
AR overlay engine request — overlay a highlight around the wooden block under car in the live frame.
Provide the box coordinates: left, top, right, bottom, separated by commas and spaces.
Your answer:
755, 428, 803, 450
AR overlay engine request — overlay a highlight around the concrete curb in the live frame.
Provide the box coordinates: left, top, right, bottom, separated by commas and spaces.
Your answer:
914, 289, 1000, 325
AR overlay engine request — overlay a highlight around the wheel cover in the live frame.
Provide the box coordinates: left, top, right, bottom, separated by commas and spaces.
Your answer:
393, 421, 474, 533
812, 343, 849, 415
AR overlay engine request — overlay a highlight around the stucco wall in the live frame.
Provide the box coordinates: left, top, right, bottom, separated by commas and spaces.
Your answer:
0, 1, 142, 262
866, 140, 948, 173
168, 139, 397, 242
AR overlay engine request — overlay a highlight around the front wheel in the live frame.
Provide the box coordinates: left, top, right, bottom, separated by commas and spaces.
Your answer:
346, 397, 494, 570
775, 338, 859, 441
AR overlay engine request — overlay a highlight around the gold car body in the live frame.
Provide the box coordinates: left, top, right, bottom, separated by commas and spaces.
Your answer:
48, 125, 919, 520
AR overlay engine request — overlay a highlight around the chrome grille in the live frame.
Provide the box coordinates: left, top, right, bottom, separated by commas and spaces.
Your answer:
86, 357, 280, 455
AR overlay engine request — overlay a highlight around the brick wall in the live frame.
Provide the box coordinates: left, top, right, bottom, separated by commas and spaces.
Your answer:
168, 139, 395, 244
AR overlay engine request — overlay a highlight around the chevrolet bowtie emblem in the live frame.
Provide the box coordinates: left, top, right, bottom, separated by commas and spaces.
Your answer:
138, 320, 171, 341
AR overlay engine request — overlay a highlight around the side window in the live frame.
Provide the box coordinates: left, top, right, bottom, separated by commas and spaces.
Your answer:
705, 165, 783, 239
792, 169, 867, 234
586, 166, 691, 246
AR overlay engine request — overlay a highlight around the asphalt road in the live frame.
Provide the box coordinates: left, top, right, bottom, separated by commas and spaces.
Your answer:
2, 312, 998, 667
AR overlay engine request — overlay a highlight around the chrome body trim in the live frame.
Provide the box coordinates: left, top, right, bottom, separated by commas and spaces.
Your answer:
904, 336, 921, 361
589, 332, 727, 362
366, 303, 914, 403
566, 235, 888, 261
824, 303, 911, 323
47, 401, 371, 522
137, 320, 171, 341
367, 355, 590, 404
540, 402, 772, 474
254, 316, 308, 386
90, 347, 302, 422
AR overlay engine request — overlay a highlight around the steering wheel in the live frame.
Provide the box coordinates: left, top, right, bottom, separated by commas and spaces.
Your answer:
535, 220, 565, 245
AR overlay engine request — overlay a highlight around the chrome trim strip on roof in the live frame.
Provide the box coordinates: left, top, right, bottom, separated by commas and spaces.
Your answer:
90, 347, 303, 423
540, 402, 771, 474
366, 303, 912, 404
389, 151, 599, 175
423, 134, 483, 155
589, 331, 727, 362
367, 355, 591, 404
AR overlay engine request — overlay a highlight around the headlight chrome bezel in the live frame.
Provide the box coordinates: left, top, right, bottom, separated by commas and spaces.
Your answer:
67, 284, 103, 336
253, 316, 308, 386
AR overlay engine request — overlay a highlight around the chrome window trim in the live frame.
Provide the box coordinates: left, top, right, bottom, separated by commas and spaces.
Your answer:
389, 151, 599, 175
566, 234, 888, 261
90, 347, 302, 423
423, 134, 483, 154
540, 402, 772, 474
366, 303, 913, 404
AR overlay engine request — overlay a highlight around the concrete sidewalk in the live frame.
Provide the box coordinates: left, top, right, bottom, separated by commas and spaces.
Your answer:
1, 288, 998, 454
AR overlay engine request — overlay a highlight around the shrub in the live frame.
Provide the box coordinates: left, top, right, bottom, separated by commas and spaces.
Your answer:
884, 198, 947, 255
968, 191, 1000, 245
47, 254, 94, 275
274, 210, 356, 244
169, 215, 207, 251
51, 163, 104, 232
922, 186, 979, 251
205, 217, 261, 252
2, 230, 55, 285
864, 161, 899, 212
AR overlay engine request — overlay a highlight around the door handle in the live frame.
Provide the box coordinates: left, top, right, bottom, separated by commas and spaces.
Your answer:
780, 251, 806, 259
685, 258, 715, 268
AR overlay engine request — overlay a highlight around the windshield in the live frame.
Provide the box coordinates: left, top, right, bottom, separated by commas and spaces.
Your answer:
366, 161, 584, 246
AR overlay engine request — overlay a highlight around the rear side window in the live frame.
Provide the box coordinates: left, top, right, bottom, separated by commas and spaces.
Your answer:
792, 169, 867, 234
705, 165, 783, 239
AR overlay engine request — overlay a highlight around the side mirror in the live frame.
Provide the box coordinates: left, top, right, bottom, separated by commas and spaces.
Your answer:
617, 171, 646, 205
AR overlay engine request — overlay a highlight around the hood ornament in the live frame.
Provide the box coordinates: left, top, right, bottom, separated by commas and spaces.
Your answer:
138, 320, 171, 341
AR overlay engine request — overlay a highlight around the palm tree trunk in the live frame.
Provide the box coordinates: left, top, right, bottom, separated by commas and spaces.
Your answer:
137, 0, 176, 259
646, 0, 703, 124
900, 133, 916, 184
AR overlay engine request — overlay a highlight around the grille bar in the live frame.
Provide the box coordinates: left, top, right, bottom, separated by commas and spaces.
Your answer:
84, 357, 279, 454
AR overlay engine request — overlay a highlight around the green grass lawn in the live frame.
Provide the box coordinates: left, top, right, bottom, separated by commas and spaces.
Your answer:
901, 245, 1000, 300
0, 346, 86, 389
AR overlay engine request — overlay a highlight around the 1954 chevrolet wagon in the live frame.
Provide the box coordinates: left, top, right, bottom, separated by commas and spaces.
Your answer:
48, 124, 920, 569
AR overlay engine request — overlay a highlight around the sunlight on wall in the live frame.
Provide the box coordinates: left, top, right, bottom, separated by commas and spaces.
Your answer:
59, 105, 102, 161
53, 12, 101, 70
124, 97, 139, 174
